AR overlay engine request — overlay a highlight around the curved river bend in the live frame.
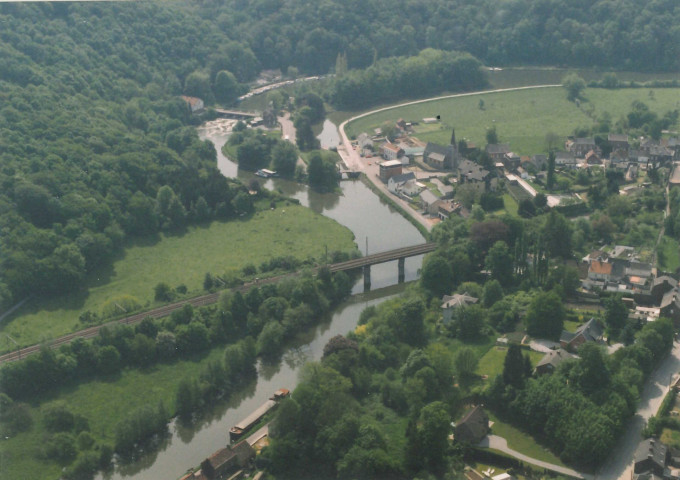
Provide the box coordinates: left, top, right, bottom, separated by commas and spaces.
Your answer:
98, 119, 425, 480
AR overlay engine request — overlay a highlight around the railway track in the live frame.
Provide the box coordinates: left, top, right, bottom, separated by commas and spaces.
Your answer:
0, 243, 436, 364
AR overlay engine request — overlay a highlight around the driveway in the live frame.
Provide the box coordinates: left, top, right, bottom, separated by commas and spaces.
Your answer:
478, 435, 588, 479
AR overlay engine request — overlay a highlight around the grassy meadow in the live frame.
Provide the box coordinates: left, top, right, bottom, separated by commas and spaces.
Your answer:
1, 345, 230, 480
1, 203, 357, 351
345, 87, 680, 156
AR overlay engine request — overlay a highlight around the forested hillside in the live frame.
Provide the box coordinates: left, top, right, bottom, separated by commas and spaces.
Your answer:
217, 0, 680, 72
1, 0, 678, 311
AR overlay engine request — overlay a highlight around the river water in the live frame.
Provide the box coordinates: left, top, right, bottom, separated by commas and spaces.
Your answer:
99, 119, 425, 480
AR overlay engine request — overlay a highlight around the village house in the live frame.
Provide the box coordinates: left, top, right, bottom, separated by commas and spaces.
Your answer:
651, 276, 678, 304
458, 159, 494, 192
485, 143, 511, 162
567, 137, 599, 158
660, 289, 680, 326
608, 133, 630, 152
441, 292, 478, 324
437, 200, 463, 220
181, 441, 255, 480
454, 406, 489, 444
378, 160, 403, 182
634, 438, 669, 477
181, 95, 205, 114
381, 142, 405, 160
560, 318, 605, 351
420, 189, 440, 216
555, 151, 578, 168
503, 152, 521, 170
387, 172, 420, 196
534, 348, 577, 376
585, 150, 602, 165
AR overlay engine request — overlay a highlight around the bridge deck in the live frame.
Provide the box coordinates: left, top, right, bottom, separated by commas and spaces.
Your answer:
328, 243, 437, 272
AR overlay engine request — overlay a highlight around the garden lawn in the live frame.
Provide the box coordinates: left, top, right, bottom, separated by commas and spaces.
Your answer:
658, 236, 680, 273
476, 346, 544, 379
503, 194, 519, 217
488, 412, 567, 468
1, 346, 228, 480
1, 204, 357, 351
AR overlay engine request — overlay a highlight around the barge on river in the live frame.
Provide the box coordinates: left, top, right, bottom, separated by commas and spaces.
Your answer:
229, 389, 289, 441
255, 168, 277, 178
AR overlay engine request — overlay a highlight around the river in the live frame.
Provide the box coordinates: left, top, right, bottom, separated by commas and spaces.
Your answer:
98, 119, 425, 480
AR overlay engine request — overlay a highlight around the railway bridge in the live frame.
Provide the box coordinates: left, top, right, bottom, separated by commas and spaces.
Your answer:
329, 242, 437, 290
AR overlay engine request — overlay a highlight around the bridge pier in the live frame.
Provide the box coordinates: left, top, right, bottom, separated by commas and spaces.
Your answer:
398, 258, 405, 283
363, 265, 371, 292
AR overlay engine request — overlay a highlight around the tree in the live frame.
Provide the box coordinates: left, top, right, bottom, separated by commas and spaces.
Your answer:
307, 151, 338, 192
605, 296, 629, 337
543, 210, 573, 259
482, 279, 503, 307
502, 344, 526, 388
572, 342, 610, 397
421, 254, 453, 297
525, 290, 565, 340
271, 141, 298, 177
418, 401, 451, 472
486, 126, 498, 145
485, 241, 513, 286
154, 282, 174, 302
546, 150, 556, 190
518, 198, 536, 218
454, 347, 478, 379
214, 70, 239, 105
563, 73, 586, 102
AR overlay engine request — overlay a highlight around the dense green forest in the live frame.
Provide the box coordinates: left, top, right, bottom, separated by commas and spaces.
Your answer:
0, 0, 678, 310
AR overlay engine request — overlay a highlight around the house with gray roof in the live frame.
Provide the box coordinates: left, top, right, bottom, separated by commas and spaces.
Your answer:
442, 293, 478, 324
634, 438, 668, 476
485, 143, 511, 161
560, 318, 604, 351
555, 151, 577, 167
534, 348, 577, 375
387, 172, 416, 194
609, 133, 630, 152
652, 276, 678, 304
568, 137, 599, 157
660, 289, 680, 326
420, 189, 440, 215
454, 406, 489, 444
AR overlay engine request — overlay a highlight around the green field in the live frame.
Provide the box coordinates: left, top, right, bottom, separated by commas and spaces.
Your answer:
345, 87, 680, 156
1, 204, 357, 350
1, 345, 230, 480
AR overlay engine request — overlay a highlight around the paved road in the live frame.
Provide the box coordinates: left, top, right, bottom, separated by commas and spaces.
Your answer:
595, 339, 680, 480
336, 85, 563, 234
479, 435, 587, 479
278, 112, 306, 169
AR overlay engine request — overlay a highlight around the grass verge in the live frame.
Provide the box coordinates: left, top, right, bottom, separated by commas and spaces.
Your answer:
658, 236, 680, 273
488, 413, 566, 468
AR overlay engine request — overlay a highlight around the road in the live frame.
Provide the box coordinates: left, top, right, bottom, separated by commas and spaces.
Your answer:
595, 339, 680, 480
336, 85, 563, 234
278, 112, 306, 169
479, 435, 587, 479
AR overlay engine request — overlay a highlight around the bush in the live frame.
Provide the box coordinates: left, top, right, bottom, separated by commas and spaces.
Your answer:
42, 403, 75, 432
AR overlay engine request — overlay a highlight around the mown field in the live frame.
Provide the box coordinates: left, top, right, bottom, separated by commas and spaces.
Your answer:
1, 203, 357, 351
345, 87, 680, 156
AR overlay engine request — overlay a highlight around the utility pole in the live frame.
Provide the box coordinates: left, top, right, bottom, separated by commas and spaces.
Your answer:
365, 237, 368, 256
6, 334, 20, 360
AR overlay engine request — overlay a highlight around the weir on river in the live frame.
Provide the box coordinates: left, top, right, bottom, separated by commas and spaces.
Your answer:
97, 119, 427, 480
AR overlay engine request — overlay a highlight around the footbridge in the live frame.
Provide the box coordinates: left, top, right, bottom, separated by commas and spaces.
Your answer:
214, 109, 259, 120
329, 242, 437, 290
